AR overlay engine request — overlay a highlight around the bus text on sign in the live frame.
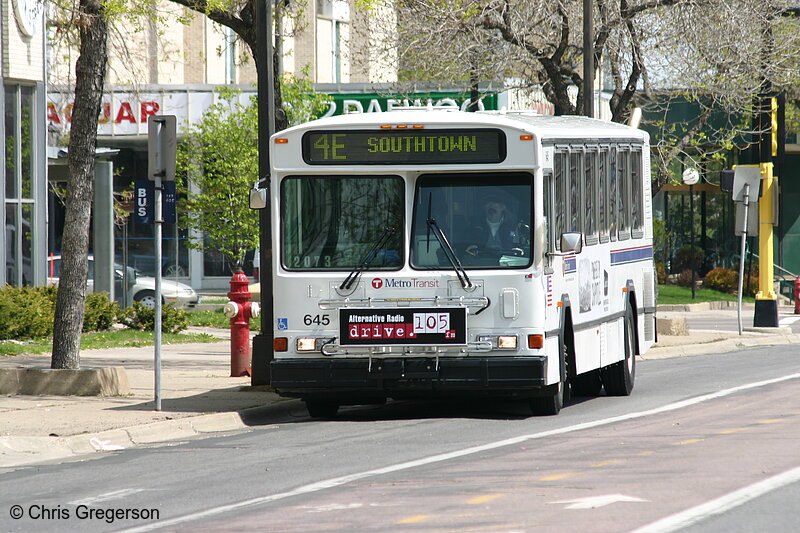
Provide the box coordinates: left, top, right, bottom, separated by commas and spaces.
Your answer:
302, 129, 506, 165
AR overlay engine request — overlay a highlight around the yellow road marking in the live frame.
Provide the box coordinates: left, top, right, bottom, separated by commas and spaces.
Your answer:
467, 494, 503, 505
592, 459, 624, 468
397, 515, 434, 524
539, 472, 575, 481
673, 438, 704, 445
757, 419, 784, 424
718, 427, 752, 435
638, 450, 655, 456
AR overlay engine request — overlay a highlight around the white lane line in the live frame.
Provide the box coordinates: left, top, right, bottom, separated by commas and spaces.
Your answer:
70, 488, 147, 506
779, 315, 800, 327
630, 465, 800, 533
115, 372, 800, 533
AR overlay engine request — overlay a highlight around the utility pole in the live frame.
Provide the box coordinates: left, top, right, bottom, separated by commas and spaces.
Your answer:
251, 0, 276, 385
583, 0, 594, 118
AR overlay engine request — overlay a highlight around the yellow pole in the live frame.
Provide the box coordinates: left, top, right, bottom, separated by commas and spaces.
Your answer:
756, 162, 776, 300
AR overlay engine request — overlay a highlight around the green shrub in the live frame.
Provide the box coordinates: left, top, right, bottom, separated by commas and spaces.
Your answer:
704, 267, 738, 294
83, 292, 120, 332
745, 274, 760, 297
0, 286, 57, 340
655, 261, 668, 285
119, 301, 189, 334
703, 267, 761, 296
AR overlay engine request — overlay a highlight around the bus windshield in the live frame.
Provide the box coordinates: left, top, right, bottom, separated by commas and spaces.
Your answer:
282, 175, 403, 270
411, 173, 533, 269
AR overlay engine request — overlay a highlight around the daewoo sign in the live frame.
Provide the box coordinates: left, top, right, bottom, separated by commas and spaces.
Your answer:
370, 278, 441, 289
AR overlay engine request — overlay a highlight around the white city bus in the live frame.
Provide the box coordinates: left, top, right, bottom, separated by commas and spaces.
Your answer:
260, 110, 656, 417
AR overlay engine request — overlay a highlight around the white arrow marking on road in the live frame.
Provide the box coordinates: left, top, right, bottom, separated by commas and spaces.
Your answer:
550, 494, 648, 509
70, 488, 147, 506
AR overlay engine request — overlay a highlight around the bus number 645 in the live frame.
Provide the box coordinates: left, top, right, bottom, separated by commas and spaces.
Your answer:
304, 314, 330, 326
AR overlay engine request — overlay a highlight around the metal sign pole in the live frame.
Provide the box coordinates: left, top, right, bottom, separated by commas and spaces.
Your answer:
737, 183, 750, 336
154, 174, 163, 411
148, 114, 175, 411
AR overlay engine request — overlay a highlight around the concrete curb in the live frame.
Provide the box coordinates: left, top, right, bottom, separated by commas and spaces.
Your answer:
0, 367, 130, 396
0, 401, 283, 469
646, 332, 800, 360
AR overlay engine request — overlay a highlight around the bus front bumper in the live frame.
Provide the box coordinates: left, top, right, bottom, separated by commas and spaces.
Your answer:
270, 356, 548, 399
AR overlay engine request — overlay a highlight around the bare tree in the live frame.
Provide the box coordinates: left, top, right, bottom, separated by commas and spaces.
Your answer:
377, 0, 800, 188
51, 0, 108, 369
163, 0, 313, 131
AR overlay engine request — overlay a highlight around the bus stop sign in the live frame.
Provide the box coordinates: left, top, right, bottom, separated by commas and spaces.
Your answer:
134, 180, 176, 224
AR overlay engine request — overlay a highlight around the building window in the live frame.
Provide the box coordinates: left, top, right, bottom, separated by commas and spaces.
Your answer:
316, 0, 349, 83
224, 26, 236, 84
4, 83, 37, 286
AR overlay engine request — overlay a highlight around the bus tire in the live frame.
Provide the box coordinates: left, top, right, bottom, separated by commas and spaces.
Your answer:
305, 399, 339, 418
529, 332, 568, 415
602, 306, 636, 396
571, 369, 602, 397
529, 382, 563, 416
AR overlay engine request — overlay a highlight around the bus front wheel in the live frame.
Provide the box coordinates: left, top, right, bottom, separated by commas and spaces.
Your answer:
529, 332, 569, 415
602, 307, 636, 396
529, 382, 563, 416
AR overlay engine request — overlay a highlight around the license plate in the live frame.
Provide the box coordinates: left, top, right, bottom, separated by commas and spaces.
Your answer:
339, 307, 467, 346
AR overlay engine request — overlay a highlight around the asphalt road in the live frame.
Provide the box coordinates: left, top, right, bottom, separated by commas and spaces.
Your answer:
2, 345, 799, 533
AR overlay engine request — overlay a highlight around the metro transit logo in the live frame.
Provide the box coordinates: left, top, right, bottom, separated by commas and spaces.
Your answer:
369, 278, 441, 289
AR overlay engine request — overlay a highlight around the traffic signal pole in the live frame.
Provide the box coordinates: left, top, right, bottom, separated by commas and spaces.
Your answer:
754, 161, 778, 326
753, 97, 779, 327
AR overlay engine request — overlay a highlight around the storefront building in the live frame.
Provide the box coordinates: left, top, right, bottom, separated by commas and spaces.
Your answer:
2, 0, 47, 287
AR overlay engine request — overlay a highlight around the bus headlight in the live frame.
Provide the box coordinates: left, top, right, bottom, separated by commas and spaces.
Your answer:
296, 338, 318, 351
477, 335, 518, 350
497, 335, 518, 349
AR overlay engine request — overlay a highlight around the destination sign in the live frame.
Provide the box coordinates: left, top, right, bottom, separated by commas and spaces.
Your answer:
302, 129, 506, 165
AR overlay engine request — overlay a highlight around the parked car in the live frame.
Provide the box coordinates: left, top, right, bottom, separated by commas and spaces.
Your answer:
47, 255, 199, 310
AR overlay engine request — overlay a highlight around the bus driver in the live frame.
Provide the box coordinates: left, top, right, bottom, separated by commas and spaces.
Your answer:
464, 198, 519, 259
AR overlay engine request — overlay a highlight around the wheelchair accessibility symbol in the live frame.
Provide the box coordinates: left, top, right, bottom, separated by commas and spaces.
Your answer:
277, 318, 288, 330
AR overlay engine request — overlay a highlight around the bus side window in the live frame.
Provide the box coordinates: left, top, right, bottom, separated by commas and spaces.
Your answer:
568, 150, 581, 233
584, 147, 598, 245
631, 149, 643, 237
618, 147, 630, 240
554, 151, 567, 250
543, 171, 553, 256
608, 146, 617, 241
598, 148, 608, 243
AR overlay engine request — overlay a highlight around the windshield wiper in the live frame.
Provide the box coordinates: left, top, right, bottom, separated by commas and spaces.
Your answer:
426, 199, 472, 289
339, 226, 397, 290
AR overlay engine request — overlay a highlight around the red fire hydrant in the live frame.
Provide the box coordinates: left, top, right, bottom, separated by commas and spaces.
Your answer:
794, 277, 800, 315
224, 270, 260, 377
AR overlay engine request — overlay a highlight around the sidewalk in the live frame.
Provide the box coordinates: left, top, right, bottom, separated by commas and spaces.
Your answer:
2, 310, 799, 469
0, 329, 288, 468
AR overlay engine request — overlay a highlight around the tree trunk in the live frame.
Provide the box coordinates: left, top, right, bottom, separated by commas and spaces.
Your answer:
51, 0, 108, 369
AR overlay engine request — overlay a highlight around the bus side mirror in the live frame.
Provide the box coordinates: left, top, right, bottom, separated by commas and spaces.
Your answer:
250, 186, 267, 209
560, 232, 583, 254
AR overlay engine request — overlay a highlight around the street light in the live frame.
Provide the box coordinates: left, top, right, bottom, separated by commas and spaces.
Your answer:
682, 167, 700, 299
583, 0, 594, 118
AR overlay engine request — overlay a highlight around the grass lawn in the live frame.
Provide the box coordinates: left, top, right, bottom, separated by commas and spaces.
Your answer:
186, 309, 261, 330
658, 284, 754, 305
0, 309, 255, 358
0, 329, 220, 357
